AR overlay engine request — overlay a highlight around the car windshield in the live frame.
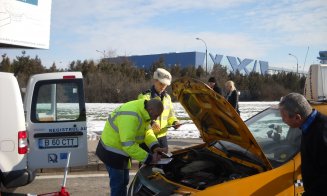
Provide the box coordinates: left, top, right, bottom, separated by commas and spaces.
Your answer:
245, 106, 301, 167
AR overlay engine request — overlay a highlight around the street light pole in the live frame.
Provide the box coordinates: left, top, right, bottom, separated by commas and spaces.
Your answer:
196, 37, 208, 75
96, 50, 106, 58
288, 53, 298, 74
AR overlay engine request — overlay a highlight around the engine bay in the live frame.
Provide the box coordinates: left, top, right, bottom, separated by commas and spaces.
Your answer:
157, 146, 260, 190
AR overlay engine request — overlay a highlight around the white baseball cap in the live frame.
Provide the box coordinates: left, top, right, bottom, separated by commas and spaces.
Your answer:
153, 68, 172, 85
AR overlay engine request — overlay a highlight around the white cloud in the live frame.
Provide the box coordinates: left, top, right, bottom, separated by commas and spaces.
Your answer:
240, 0, 327, 45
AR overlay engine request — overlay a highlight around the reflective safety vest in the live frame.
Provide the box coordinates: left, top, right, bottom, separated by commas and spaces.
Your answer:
138, 88, 178, 138
98, 99, 159, 168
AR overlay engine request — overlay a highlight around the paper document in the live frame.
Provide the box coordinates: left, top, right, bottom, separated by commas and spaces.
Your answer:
156, 158, 173, 165
159, 151, 173, 158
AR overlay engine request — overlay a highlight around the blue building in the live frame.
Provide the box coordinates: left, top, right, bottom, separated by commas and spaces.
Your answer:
108, 51, 270, 75
108, 52, 204, 69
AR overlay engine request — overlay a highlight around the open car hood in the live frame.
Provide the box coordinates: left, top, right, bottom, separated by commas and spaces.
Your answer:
172, 77, 272, 169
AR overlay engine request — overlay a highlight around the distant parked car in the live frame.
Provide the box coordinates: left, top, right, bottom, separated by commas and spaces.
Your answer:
128, 75, 327, 196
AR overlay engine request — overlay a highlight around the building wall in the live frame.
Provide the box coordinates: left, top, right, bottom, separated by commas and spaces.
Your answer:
108, 51, 271, 75
119, 52, 204, 69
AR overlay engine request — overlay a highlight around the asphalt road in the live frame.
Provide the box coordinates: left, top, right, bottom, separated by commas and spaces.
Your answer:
3, 171, 127, 196
1, 138, 203, 196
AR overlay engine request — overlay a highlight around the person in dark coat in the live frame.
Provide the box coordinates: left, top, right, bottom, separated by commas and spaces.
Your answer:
207, 77, 222, 95
279, 92, 327, 196
224, 80, 240, 114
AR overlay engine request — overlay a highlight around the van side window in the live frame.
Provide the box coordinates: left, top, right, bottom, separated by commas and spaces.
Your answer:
31, 79, 85, 122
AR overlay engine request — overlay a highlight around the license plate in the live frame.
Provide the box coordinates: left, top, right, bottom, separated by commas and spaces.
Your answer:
39, 137, 78, 149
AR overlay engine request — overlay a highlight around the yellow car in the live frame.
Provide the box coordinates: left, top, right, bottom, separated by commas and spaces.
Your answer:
128, 77, 327, 196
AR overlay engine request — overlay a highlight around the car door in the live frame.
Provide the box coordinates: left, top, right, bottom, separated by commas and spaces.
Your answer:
24, 72, 87, 169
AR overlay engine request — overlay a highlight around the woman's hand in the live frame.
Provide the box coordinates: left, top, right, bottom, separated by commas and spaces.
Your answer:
173, 121, 181, 129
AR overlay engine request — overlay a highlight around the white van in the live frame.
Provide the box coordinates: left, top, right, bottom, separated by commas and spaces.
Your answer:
0, 72, 88, 189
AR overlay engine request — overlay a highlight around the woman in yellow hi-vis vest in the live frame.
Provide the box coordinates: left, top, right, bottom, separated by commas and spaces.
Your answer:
96, 99, 165, 196
138, 68, 181, 153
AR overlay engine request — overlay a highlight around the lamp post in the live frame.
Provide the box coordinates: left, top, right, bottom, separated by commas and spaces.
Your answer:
96, 50, 106, 58
288, 53, 298, 74
196, 37, 207, 75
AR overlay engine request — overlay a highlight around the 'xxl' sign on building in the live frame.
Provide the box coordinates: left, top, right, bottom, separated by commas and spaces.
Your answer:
209, 53, 269, 75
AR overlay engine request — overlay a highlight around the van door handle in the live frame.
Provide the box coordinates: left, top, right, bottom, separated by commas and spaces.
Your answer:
33, 131, 83, 138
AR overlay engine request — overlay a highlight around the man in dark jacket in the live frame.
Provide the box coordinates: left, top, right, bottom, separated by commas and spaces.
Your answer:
279, 92, 327, 196
207, 76, 222, 95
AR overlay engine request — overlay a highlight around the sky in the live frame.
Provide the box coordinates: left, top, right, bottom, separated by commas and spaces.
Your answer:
1, 0, 327, 72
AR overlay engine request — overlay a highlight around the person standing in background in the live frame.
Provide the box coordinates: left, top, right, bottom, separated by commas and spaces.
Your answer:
207, 76, 222, 95
225, 80, 240, 114
138, 68, 181, 153
279, 93, 327, 196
